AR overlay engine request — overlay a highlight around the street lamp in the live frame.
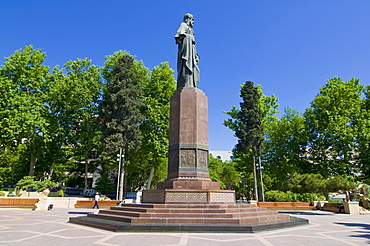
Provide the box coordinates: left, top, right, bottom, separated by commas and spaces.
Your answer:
257, 157, 265, 202
116, 148, 124, 200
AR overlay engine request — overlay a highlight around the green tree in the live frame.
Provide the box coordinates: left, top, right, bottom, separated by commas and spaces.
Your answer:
16, 176, 57, 192
134, 62, 176, 189
0, 144, 29, 183
0, 45, 51, 177
223, 82, 278, 199
324, 175, 357, 194
304, 77, 366, 178
46, 58, 102, 185
100, 51, 146, 199
263, 108, 308, 190
94, 173, 115, 195
358, 85, 370, 181
224, 81, 263, 200
209, 154, 240, 190
287, 173, 356, 200
288, 173, 326, 194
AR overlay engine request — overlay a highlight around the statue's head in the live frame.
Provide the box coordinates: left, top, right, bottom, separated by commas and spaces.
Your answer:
183, 13, 194, 27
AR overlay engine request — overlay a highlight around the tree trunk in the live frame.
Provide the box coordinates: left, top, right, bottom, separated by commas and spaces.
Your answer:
48, 162, 55, 180
146, 156, 156, 190
146, 166, 155, 190
123, 168, 128, 198
252, 154, 259, 201
29, 152, 37, 176
84, 158, 90, 196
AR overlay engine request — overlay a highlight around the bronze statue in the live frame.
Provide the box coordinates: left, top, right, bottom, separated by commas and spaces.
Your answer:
175, 13, 200, 90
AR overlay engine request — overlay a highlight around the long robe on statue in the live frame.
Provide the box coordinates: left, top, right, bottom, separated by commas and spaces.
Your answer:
175, 22, 200, 90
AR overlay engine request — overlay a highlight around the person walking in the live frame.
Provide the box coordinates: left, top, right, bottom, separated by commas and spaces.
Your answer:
92, 192, 100, 209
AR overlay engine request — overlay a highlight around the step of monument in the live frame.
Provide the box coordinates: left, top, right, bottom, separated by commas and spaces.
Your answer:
99, 209, 141, 217
69, 216, 121, 231
87, 213, 132, 223
129, 215, 289, 225
89, 210, 288, 225
240, 214, 290, 224
115, 203, 155, 208
137, 210, 278, 219
69, 215, 309, 232
110, 206, 149, 213
117, 203, 257, 210
150, 203, 257, 209
99, 209, 277, 219
111, 206, 267, 214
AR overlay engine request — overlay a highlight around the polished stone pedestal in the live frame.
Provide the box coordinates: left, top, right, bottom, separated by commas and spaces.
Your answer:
142, 88, 235, 204
142, 189, 235, 204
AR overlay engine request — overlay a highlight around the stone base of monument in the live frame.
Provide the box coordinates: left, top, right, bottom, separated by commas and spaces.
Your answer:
141, 189, 236, 204
69, 203, 309, 232
142, 179, 235, 204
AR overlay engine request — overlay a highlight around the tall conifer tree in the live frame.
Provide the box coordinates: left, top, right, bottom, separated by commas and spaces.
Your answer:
236, 81, 263, 200
100, 51, 145, 199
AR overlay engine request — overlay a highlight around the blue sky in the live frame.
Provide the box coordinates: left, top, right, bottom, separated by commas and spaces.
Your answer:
1, 1, 370, 151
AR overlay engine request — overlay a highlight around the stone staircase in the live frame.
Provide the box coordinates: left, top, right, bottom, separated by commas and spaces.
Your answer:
69, 203, 308, 232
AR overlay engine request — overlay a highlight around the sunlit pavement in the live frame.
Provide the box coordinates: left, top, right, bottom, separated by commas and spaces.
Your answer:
0, 208, 369, 246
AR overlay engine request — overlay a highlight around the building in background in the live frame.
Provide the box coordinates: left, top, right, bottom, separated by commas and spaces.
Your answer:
209, 151, 233, 162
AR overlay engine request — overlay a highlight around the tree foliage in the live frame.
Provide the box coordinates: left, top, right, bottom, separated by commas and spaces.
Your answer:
100, 51, 146, 197
304, 77, 366, 178
263, 108, 307, 190
224, 81, 276, 200
130, 62, 176, 190
100, 51, 146, 155
16, 176, 57, 192
209, 155, 240, 190
0, 45, 51, 176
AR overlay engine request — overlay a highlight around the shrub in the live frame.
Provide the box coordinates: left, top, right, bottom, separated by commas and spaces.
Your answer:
16, 176, 57, 192
0, 191, 5, 196
265, 190, 324, 202
58, 189, 64, 197
265, 190, 290, 202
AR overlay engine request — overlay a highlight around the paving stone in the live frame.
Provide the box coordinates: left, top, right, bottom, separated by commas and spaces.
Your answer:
0, 208, 370, 245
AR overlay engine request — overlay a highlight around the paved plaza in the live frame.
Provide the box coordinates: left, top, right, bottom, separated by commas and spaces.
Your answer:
0, 208, 369, 245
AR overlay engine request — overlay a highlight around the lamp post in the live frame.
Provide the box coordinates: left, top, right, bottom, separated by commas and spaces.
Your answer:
258, 157, 265, 202
116, 148, 125, 201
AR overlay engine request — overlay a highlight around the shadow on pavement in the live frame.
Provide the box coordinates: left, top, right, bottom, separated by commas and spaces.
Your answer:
336, 222, 370, 243
279, 211, 334, 216
68, 211, 93, 215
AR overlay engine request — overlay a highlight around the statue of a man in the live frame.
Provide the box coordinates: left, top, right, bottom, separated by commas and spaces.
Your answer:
175, 13, 200, 90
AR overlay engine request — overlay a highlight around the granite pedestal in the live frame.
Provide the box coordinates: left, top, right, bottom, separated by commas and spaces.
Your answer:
142, 88, 235, 204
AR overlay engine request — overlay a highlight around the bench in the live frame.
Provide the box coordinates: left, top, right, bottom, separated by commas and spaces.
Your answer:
0, 198, 39, 209
321, 202, 343, 212
75, 200, 122, 208
257, 202, 314, 210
